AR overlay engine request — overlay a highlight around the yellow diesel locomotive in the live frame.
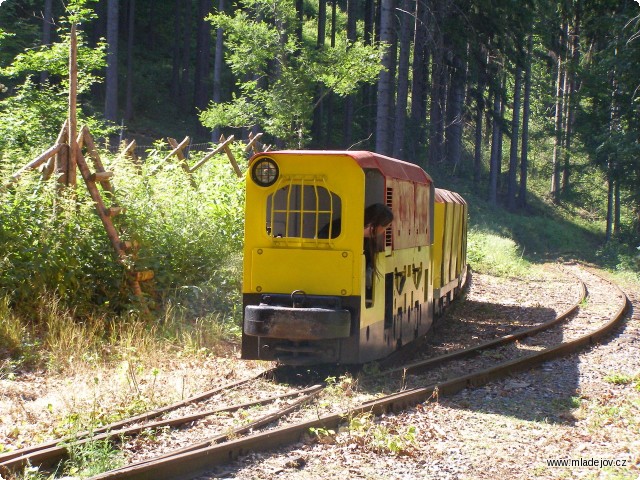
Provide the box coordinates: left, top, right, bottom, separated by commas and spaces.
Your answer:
241, 151, 467, 365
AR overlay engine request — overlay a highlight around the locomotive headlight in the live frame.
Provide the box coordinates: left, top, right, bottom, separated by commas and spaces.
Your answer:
251, 157, 279, 187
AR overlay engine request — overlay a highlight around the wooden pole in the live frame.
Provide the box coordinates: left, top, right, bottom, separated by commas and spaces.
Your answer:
189, 135, 235, 172
149, 136, 191, 175
0, 144, 64, 193
68, 23, 78, 187
219, 134, 243, 178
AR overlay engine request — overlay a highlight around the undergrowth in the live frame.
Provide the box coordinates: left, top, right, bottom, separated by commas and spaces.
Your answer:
0, 142, 247, 372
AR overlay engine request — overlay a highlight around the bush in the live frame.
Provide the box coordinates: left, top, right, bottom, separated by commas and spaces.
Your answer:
0, 143, 247, 322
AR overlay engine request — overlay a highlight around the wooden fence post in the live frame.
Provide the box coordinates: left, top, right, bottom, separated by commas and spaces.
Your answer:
220, 134, 243, 178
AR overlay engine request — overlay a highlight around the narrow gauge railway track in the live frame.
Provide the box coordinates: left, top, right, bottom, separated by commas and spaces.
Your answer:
377, 265, 586, 373
1, 265, 628, 480
77, 265, 628, 480
0, 369, 325, 476
364, 265, 622, 393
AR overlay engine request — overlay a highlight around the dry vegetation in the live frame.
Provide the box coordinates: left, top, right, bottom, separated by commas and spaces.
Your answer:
1, 265, 639, 479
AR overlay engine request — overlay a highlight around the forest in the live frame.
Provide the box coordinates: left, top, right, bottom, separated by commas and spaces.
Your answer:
0, 0, 639, 316
2, 3, 640, 478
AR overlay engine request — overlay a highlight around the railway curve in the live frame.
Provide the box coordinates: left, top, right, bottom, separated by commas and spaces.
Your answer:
0, 264, 632, 480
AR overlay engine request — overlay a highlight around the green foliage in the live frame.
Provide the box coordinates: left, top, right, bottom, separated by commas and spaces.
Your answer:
63, 438, 125, 478
0, 0, 109, 155
603, 373, 635, 386
0, 140, 246, 324
467, 229, 531, 277
346, 412, 418, 456
118, 144, 246, 318
0, 177, 128, 315
201, 0, 383, 147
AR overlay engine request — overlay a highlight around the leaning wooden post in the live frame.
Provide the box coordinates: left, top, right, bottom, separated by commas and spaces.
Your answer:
167, 137, 197, 187
189, 135, 235, 173
220, 134, 243, 178
0, 144, 64, 193
245, 132, 264, 154
42, 121, 68, 181
67, 23, 78, 187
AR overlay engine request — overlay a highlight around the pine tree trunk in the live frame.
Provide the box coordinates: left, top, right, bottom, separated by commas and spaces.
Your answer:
507, 62, 522, 211
473, 48, 487, 185
40, 0, 53, 84
428, 23, 444, 166
312, 0, 327, 145
105, 0, 119, 126
550, 16, 567, 203
392, 0, 413, 159
561, 4, 581, 195
605, 169, 614, 243
125, 0, 135, 122
606, 43, 619, 243
409, 0, 430, 163
194, 0, 212, 114
171, 0, 182, 101
497, 74, 506, 193
614, 180, 621, 236
375, 0, 397, 156
445, 52, 465, 169
343, 0, 355, 148
518, 35, 533, 208
489, 76, 502, 206
362, 0, 375, 145
212, 0, 225, 142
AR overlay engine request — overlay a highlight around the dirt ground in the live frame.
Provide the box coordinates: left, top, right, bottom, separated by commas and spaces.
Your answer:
1, 265, 639, 480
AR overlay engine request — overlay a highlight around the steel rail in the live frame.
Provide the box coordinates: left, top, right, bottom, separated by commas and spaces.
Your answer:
85, 269, 629, 480
382, 266, 587, 376
99, 385, 325, 477
0, 383, 320, 474
0, 370, 273, 466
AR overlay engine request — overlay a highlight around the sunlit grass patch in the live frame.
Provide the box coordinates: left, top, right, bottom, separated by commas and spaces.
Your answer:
467, 230, 533, 278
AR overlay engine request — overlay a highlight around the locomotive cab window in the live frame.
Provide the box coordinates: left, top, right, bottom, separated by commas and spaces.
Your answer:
266, 183, 342, 239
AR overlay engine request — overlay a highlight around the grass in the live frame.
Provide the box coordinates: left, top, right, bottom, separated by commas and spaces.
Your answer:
1, 126, 639, 478
0, 289, 240, 377
467, 230, 532, 277
603, 373, 635, 386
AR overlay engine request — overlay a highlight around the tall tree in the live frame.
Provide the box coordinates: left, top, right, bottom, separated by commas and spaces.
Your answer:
392, 0, 413, 159
311, 0, 327, 144
561, 1, 581, 194
488, 75, 503, 205
194, 0, 212, 114
375, 0, 397, 156
506, 59, 522, 211
444, 50, 466, 169
124, 0, 135, 122
409, 0, 430, 163
211, 0, 225, 142
550, 8, 568, 203
104, 0, 119, 127
428, 0, 448, 165
518, 34, 533, 208
343, 0, 356, 147
473, 46, 487, 185
201, 0, 382, 147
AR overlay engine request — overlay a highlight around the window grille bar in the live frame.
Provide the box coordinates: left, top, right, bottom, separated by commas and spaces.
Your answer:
385, 187, 393, 248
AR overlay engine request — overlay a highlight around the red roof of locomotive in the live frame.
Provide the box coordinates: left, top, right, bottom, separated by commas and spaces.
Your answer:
250, 150, 433, 185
